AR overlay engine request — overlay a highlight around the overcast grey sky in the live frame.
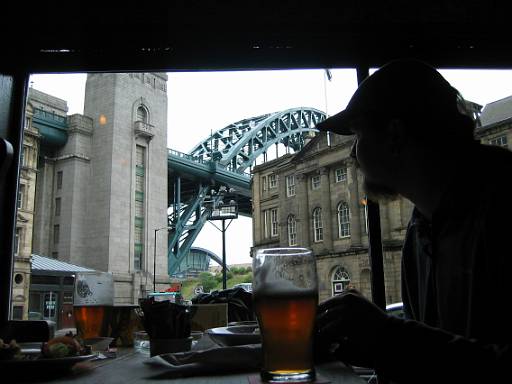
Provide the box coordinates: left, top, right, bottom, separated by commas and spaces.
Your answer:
29, 67, 512, 265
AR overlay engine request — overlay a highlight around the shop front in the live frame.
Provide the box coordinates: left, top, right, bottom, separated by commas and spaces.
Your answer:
30, 254, 94, 330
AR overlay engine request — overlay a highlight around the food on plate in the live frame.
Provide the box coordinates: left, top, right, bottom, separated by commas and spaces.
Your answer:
41, 334, 83, 358
0, 338, 22, 360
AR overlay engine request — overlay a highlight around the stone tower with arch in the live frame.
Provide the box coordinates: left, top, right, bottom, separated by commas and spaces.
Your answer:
33, 73, 169, 304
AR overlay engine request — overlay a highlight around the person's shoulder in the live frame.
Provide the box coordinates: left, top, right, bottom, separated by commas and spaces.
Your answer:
473, 144, 512, 205
473, 143, 512, 177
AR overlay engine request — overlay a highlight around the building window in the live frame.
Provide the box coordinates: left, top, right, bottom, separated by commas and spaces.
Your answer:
136, 173, 145, 191
270, 208, 279, 237
134, 145, 146, 271
287, 215, 297, 246
286, 175, 296, 197
331, 266, 351, 296
137, 105, 148, 123
53, 225, 60, 244
489, 135, 508, 148
136, 145, 145, 167
22, 146, 29, 167
15, 228, 21, 255
12, 306, 23, 320
335, 167, 347, 182
20, 146, 25, 167
55, 197, 61, 216
311, 175, 321, 190
18, 184, 25, 210
269, 174, 277, 189
134, 226, 144, 243
135, 199, 144, 217
337, 202, 351, 238
262, 176, 267, 192
14, 273, 24, 284
313, 207, 323, 242
56, 171, 63, 190
263, 210, 269, 238
134, 244, 143, 271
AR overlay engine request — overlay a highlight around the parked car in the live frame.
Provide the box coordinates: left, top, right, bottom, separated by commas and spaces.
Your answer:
386, 302, 404, 318
28, 311, 42, 320
233, 283, 252, 292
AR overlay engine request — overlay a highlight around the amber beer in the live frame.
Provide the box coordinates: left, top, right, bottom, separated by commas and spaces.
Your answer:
254, 290, 317, 375
73, 272, 114, 339
253, 248, 318, 383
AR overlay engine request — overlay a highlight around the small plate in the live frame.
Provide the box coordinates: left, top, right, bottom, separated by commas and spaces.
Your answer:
206, 325, 260, 346
227, 320, 258, 327
0, 353, 96, 379
84, 337, 114, 351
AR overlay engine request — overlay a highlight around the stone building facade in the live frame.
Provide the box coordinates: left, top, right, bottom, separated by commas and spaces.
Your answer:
475, 95, 512, 149
11, 97, 42, 319
252, 132, 413, 304
251, 97, 512, 304
31, 73, 169, 305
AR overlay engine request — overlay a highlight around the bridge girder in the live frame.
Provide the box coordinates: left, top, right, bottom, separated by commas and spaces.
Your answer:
167, 107, 326, 278
189, 107, 326, 173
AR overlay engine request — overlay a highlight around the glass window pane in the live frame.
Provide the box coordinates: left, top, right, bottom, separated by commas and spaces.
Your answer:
17, 68, 362, 323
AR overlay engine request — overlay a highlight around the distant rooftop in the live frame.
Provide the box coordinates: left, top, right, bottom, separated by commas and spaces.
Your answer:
28, 88, 69, 114
31, 254, 94, 274
479, 95, 512, 127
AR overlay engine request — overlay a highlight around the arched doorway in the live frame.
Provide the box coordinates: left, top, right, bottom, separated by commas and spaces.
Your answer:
331, 266, 351, 296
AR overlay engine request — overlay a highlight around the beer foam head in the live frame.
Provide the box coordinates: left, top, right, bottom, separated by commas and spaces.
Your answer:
254, 280, 317, 297
253, 256, 317, 294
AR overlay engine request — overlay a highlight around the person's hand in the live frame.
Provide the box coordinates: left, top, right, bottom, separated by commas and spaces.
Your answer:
315, 290, 390, 368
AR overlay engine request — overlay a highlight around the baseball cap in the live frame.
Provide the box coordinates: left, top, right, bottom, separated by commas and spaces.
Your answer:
316, 59, 463, 135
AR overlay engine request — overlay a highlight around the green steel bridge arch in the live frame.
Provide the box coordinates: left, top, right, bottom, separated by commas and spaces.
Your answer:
167, 107, 326, 276
189, 107, 327, 173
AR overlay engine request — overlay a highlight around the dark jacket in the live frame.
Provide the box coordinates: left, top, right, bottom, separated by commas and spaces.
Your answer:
377, 143, 512, 383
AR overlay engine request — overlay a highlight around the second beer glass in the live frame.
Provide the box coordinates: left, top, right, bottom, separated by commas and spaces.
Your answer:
253, 248, 318, 383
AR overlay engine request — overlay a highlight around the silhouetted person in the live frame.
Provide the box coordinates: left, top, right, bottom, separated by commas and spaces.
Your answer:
315, 59, 512, 383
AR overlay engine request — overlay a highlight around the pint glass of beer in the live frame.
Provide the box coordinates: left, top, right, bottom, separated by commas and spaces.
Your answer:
73, 272, 114, 339
253, 248, 318, 383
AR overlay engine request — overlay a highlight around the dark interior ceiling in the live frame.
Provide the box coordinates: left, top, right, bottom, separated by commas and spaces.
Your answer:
3, 1, 512, 73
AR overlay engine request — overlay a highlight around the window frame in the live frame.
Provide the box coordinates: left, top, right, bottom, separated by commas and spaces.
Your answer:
15, 228, 21, 255
335, 167, 347, 183
337, 202, 351, 238
54, 197, 61, 216
270, 208, 279, 237
136, 105, 149, 123
287, 215, 297, 246
56, 171, 63, 190
286, 175, 296, 197
263, 209, 269, 238
53, 224, 60, 245
331, 266, 351, 296
269, 174, 277, 189
489, 135, 508, 148
313, 207, 323, 242
17, 184, 25, 210
311, 175, 321, 190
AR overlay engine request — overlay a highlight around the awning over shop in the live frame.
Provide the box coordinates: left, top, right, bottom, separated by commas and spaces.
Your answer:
31, 254, 94, 275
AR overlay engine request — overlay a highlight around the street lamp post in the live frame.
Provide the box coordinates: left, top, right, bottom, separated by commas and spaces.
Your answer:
153, 226, 171, 293
222, 219, 226, 289
206, 186, 238, 290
